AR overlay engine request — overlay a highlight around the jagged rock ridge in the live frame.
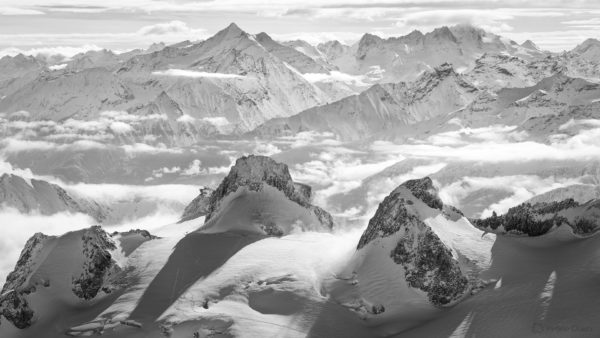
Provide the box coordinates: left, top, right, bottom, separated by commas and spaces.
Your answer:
474, 198, 600, 236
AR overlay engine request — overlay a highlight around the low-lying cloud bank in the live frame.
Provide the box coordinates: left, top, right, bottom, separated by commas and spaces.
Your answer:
371, 124, 600, 162
0, 205, 186, 286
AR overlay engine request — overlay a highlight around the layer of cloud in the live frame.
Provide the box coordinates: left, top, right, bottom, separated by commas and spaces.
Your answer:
0, 7, 44, 15
0, 21, 206, 58
372, 124, 600, 163
438, 175, 586, 218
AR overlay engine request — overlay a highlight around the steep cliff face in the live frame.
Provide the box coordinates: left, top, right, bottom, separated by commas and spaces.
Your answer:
71, 226, 121, 300
474, 198, 600, 236
0, 233, 48, 328
201, 155, 334, 234
179, 187, 214, 223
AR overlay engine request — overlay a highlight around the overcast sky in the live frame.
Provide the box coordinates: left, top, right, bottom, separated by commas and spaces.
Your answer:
1, 0, 599, 56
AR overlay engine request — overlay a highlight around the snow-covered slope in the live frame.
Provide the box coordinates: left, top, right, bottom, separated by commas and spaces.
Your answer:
0, 173, 107, 222
320, 24, 543, 83
201, 155, 334, 234
464, 53, 561, 90
0, 23, 331, 137
252, 63, 479, 140
0, 226, 155, 331
255, 32, 329, 74
335, 177, 494, 332
402, 72, 600, 142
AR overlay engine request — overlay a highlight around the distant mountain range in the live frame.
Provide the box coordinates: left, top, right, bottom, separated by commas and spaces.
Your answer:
1, 23, 600, 144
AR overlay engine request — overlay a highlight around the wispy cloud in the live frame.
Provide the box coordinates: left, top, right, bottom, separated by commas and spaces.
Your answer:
0, 20, 207, 57
0, 6, 44, 15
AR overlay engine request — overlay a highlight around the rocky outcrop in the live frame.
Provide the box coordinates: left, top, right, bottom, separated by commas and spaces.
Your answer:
0, 226, 125, 329
72, 226, 121, 300
355, 177, 471, 307
473, 198, 600, 236
205, 155, 334, 230
179, 187, 214, 223
0, 233, 49, 329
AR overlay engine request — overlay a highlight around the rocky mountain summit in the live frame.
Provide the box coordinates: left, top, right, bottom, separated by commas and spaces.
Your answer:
353, 178, 474, 307
193, 155, 334, 234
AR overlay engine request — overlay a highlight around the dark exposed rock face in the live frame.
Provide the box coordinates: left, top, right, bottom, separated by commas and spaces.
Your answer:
0, 233, 48, 329
473, 198, 600, 236
179, 187, 214, 223
358, 177, 443, 249
391, 227, 468, 306
356, 177, 469, 306
403, 177, 443, 210
204, 155, 334, 229
72, 226, 120, 300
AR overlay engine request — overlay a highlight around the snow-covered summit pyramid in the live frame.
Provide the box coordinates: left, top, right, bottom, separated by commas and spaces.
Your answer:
336, 177, 494, 327
190, 155, 334, 235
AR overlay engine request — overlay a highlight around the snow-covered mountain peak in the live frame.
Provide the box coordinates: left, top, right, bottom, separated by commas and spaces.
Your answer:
357, 33, 384, 54
430, 26, 458, 42
521, 39, 540, 51
201, 155, 334, 234
398, 177, 444, 210
206, 155, 298, 217
341, 177, 493, 320
357, 177, 446, 250
0, 226, 130, 329
573, 38, 600, 54
571, 38, 600, 61
214, 22, 247, 41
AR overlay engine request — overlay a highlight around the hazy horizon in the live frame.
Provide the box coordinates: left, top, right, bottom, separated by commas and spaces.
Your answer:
1, 0, 600, 58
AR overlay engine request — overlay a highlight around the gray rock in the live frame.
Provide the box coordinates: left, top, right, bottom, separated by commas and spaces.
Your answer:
205, 155, 334, 230
356, 177, 469, 306
72, 226, 120, 300
179, 187, 214, 223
